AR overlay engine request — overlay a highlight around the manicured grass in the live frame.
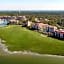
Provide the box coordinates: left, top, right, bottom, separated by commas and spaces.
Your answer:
0, 25, 64, 55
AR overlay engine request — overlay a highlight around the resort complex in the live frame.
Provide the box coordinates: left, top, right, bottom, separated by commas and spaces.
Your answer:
0, 15, 64, 39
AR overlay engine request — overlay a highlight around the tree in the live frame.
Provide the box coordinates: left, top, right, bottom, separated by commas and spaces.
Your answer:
48, 20, 57, 26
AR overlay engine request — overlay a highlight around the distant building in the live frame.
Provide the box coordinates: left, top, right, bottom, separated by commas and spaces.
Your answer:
27, 21, 32, 27
47, 25, 57, 33
36, 23, 48, 33
35, 18, 40, 22
22, 16, 27, 21
29, 22, 48, 33
45, 19, 49, 22
55, 29, 64, 38
9, 18, 20, 25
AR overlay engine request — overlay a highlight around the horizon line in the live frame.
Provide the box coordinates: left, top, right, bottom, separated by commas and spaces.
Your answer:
0, 10, 64, 11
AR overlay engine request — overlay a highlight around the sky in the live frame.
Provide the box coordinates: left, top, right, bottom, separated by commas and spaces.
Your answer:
0, 0, 64, 10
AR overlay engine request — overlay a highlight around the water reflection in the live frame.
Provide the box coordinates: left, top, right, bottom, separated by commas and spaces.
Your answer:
0, 19, 8, 27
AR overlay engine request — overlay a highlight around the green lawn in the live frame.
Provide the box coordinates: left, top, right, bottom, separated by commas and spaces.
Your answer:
0, 25, 64, 55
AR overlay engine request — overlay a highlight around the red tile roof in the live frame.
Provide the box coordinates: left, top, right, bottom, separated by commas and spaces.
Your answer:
55, 29, 64, 34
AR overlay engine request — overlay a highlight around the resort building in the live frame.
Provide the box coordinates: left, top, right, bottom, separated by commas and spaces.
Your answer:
36, 23, 48, 33
55, 29, 64, 38
27, 21, 32, 27
47, 25, 57, 33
